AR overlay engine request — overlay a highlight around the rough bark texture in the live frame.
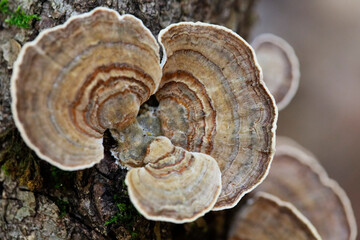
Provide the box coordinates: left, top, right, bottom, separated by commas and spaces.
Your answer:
0, 1, 257, 239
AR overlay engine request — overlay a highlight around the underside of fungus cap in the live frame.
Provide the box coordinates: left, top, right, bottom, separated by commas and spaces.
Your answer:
157, 22, 278, 210
252, 33, 300, 111
11, 8, 161, 170
253, 137, 357, 240
228, 192, 321, 240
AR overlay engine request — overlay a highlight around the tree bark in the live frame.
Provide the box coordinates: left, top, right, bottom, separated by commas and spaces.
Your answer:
0, 1, 257, 239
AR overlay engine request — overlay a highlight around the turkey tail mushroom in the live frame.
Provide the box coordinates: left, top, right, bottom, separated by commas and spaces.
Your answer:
252, 33, 300, 111
11, 7, 279, 223
125, 136, 222, 223
252, 137, 357, 240
158, 22, 278, 210
228, 192, 321, 240
11, 8, 161, 170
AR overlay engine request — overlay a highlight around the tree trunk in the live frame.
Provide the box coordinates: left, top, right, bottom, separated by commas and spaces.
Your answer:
0, 1, 257, 239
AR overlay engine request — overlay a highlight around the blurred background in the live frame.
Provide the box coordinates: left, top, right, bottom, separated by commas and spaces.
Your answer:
251, 0, 359, 232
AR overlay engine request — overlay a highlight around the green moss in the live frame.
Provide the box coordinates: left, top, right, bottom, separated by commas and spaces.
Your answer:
104, 195, 140, 227
49, 165, 75, 190
45, 195, 70, 218
55, 198, 70, 218
0, 0, 40, 28
104, 184, 141, 239
0, 127, 77, 193
0, 127, 43, 191
131, 232, 139, 240
0, 0, 9, 14
1, 165, 9, 175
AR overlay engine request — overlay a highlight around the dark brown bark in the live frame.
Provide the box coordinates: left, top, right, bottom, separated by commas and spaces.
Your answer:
0, 1, 257, 239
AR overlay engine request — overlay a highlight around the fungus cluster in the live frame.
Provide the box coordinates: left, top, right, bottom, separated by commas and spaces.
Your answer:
251, 137, 357, 240
228, 33, 357, 239
11, 7, 277, 223
228, 192, 321, 240
229, 138, 357, 240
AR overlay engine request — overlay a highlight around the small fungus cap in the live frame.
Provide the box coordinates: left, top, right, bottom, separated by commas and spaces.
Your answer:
158, 22, 278, 210
125, 136, 222, 223
253, 137, 357, 240
252, 33, 300, 111
228, 192, 321, 240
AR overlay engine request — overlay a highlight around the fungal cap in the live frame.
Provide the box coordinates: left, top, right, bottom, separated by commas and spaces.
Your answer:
228, 192, 322, 240
252, 33, 300, 111
254, 136, 357, 240
157, 22, 278, 210
125, 137, 222, 223
11, 7, 161, 170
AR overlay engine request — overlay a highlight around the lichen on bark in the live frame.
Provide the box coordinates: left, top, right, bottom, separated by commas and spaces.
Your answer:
0, 0, 257, 239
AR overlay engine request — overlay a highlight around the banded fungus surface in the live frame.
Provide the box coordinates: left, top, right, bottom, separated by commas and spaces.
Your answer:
11, 7, 277, 223
158, 22, 277, 210
252, 33, 300, 111
228, 192, 321, 240
253, 137, 357, 240
11, 8, 162, 170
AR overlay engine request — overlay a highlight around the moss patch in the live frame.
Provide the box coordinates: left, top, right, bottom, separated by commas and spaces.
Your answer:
105, 188, 140, 226
104, 180, 141, 239
48, 165, 75, 190
0, 0, 40, 28
53, 198, 70, 218
0, 127, 43, 191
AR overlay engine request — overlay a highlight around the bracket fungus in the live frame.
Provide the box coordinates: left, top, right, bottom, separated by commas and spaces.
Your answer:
125, 136, 222, 223
252, 34, 300, 111
253, 137, 357, 240
158, 22, 277, 210
228, 192, 321, 240
11, 7, 277, 223
11, 8, 162, 170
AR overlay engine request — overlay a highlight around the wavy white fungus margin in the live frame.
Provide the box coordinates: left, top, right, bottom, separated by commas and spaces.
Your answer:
10, 7, 157, 171
252, 33, 300, 111
158, 22, 278, 211
276, 137, 358, 240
